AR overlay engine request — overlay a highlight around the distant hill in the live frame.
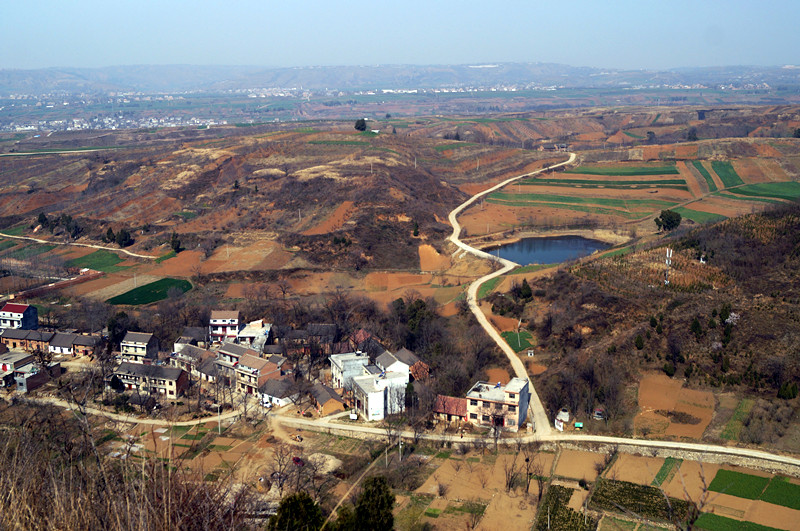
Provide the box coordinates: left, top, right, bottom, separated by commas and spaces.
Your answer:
2, 63, 800, 94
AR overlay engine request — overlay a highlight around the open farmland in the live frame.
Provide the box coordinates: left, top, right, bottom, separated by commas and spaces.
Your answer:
106, 278, 192, 305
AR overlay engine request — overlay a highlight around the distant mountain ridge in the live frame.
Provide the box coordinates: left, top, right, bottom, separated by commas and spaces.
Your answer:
1, 63, 799, 95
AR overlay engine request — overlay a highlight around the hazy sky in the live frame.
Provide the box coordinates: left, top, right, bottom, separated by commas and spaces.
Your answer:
3, 0, 799, 70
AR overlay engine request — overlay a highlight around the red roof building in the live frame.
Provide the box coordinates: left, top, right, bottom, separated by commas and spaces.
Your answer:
0, 302, 38, 330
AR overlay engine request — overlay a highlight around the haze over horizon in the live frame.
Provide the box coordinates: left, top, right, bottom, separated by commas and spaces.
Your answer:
3, 0, 799, 72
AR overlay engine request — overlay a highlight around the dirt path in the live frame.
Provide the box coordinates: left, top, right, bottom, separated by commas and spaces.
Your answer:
321, 452, 383, 530
0, 232, 156, 259
22, 395, 243, 426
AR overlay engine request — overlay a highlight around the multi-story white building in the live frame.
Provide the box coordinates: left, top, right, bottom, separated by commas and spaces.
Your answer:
0, 303, 38, 330
329, 351, 369, 390
120, 332, 159, 364
209, 310, 240, 343
351, 371, 408, 422
465, 378, 530, 432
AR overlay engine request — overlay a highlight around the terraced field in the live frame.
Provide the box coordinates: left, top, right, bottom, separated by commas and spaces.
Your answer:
461, 156, 800, 236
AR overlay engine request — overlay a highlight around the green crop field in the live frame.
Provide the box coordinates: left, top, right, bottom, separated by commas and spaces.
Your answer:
713, 191, 781, 204
694, 513, 781, 531
521, 177, 687, 189
510, 264, 555, 274
175, 211, 199, 220
1, 225, 26, 236
726, 182, 800, 201
721, 398, 754, 440
564, 165, 679, 176
708, 470, 769, 500
0, 240, 18, 252
711, 161, 744, 187
477, 277, 502, 299
652, 457, 682, 487
107, 278, 192, 305
623, 131, 645, 139
155, 250, 176, 263
67, 249, 128, 272
490, 192, 676, 210
760, 476, 800, 510
501, 330, 535, 352
691, 161, 718, 192
672, 207, 727, 224
7, 244, 56, 260
486, 199, 647, 219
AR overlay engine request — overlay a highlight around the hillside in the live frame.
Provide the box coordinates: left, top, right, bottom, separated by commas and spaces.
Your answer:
0, 127, 561, 271
510, 203, 800, 447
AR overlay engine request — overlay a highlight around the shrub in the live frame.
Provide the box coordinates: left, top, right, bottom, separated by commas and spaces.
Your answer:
663, 362, 676, 377
635, 335, 644, 350
778, 381, 798, 400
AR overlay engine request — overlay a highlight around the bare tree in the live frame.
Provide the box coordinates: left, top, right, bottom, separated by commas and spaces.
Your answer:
270, 443, 294, 496
503, 452, 522, 492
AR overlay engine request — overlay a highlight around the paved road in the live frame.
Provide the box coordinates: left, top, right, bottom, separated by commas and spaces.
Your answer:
0, 232, 156, 259
448, 152, 577, 436
275, 414, 800, 469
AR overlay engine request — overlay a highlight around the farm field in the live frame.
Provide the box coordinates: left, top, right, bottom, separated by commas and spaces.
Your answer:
106, 278, 192, 305
66, 249, 128, 272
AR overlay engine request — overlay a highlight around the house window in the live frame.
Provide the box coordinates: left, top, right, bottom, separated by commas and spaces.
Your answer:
508, 393, 515, 399
469, 413, 477, 420
482, 414, 490, 422
469, 399, 478, 406
495, 403, 502, 410
508, 405, 516, 413
483, 401, 490, 408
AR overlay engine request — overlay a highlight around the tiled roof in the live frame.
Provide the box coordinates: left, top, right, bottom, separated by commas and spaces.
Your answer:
434, 395, 467, 417
115, 362, 183, 381
210, 310, 238, 320
1, 303, 30, 314
122, 331, 154, 344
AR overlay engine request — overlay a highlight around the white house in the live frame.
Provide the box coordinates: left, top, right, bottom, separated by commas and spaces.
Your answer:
120, 332, 159, 364
237, 319, 272, 351
375, 351, 410, 378
259, 378, 298, 408
351, 371, 408, 422
0, 303, 38, 330
49, 332, 77, 356
209, 310, 240, 343
329, 351, 369, 390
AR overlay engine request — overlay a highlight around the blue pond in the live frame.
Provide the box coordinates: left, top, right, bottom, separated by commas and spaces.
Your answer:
490, 236, 611, 265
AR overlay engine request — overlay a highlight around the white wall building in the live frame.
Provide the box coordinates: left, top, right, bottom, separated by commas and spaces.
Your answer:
352, 371, 408, 422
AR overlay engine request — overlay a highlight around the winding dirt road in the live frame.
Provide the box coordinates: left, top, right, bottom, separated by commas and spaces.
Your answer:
448, 152, 577, 436
0, 232, 156, 259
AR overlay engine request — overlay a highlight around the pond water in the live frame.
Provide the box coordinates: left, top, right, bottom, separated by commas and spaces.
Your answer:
489, 236, 611, 265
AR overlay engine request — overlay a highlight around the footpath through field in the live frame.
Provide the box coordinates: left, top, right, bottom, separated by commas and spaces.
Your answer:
22, 395, 243, 426
448, 152, 577, 437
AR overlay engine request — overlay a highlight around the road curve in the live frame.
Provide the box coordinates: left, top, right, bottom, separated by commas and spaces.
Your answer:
0, 232, 156, 259
448, 152, 577, 436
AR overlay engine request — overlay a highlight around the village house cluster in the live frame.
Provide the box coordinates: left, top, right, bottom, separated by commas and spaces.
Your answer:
0, 302, 530, 430
0, 302, 97, 393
